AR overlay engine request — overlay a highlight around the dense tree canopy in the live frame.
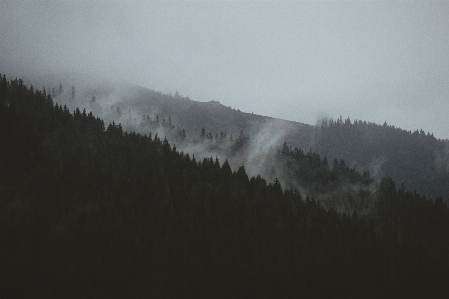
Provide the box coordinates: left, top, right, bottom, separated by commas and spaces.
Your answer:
314, 117, 449, 205
1, 74, 448, 298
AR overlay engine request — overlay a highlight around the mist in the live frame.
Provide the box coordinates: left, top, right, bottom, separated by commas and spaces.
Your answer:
1, 1, 449, 139
46, 79, 381, 214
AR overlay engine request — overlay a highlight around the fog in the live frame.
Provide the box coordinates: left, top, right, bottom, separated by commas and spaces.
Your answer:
1, 1, 448, 139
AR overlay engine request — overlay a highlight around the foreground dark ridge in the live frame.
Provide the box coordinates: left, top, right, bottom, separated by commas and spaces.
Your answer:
1, 74, 449, 298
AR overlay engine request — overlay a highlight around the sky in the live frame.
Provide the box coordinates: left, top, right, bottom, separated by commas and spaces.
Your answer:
1, 1, 449, 139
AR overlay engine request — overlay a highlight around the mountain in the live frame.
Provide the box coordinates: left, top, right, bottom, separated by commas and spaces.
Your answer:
312, 118, 449, 204
16, 71, 314, 147
10, 71, 449, 203
1, 73, 449, 298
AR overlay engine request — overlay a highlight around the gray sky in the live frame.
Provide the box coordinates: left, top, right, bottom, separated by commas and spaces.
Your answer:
1, 1, 449, 139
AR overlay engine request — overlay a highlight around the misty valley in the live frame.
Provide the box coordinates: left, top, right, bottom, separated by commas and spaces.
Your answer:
1, 73, 449, 298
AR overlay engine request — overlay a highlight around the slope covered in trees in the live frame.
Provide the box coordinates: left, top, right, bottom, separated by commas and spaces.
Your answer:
313, 118, 449, 204
1, 74, 449, 298
19, 71, 448, 205
17, 71, 313, 149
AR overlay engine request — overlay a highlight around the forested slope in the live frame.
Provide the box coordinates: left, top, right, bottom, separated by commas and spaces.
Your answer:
21, 72, 448, 205
1, 74, 449, 298
19, 72, 313, 149
313, 118, 449, 204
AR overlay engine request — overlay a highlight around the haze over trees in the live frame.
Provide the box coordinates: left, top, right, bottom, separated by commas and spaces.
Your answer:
1, 74, 449, 298
313, 117, 449, 204
30, 73, 449, 206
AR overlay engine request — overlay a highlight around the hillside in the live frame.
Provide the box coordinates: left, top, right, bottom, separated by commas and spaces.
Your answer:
18, 71, 314, 149
14, 72, 449, 203
2, 73, 449, 298
312, 118, 449, 204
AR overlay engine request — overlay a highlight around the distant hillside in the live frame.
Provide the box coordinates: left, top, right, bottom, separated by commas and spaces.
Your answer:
117, 86, 314, 150
312, 118, 449, 204
18, 71, 314, 150
15, 71, 449, 203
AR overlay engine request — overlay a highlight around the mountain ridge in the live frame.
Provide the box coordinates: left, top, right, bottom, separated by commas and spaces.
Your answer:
15, 70, 316, 150
6, 71, 449, 203
1, 74, 448, 298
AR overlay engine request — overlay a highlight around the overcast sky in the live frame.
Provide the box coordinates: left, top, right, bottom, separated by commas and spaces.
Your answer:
1, 1, 448, 139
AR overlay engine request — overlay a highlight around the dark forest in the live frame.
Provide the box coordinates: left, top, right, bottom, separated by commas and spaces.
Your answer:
1, 74, 448, 298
